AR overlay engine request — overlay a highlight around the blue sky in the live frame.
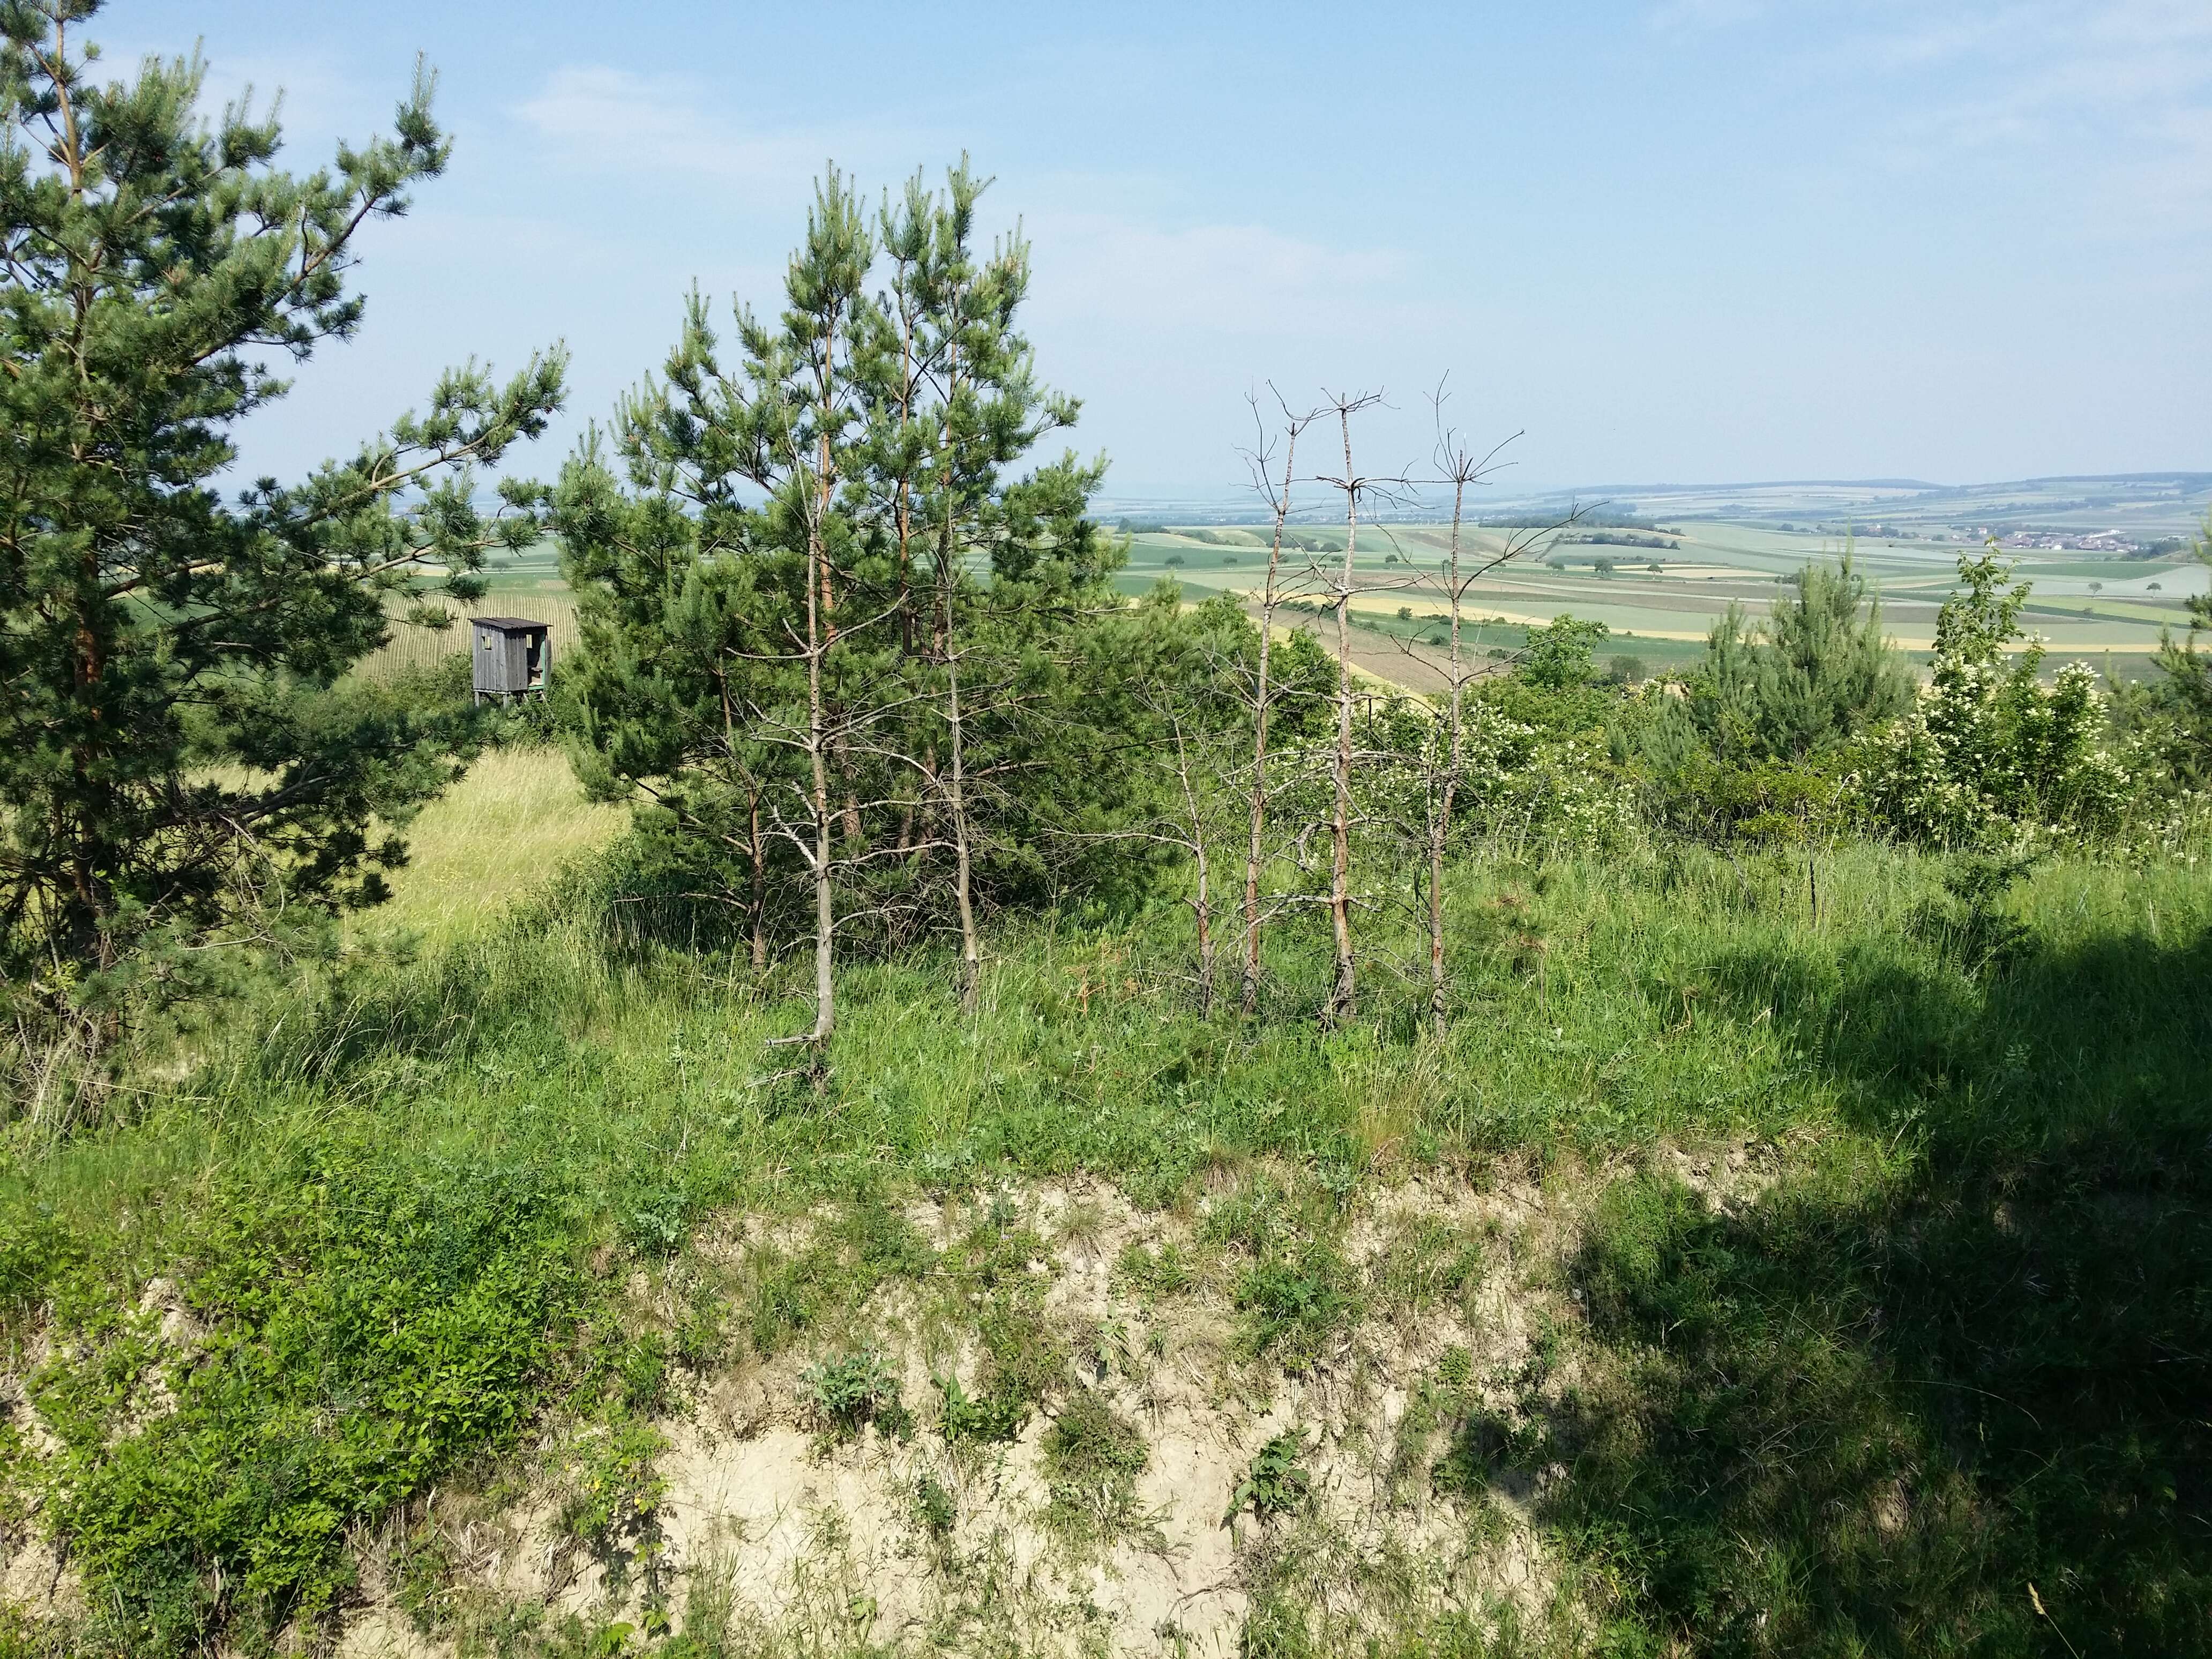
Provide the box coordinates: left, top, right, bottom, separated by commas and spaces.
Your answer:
110, 0, 2212, 498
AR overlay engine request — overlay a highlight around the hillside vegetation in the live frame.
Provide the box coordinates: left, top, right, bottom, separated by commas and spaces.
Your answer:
5, 796, 2210, 1655
4, 10, 2212, 1657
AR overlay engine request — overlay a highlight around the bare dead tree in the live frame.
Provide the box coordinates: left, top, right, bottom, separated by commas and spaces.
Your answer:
1150, 694, 1234, 1016
1409, 382, 1586, 1038
1236, 386, 1324, 1017
1310, 388, 1391, 1028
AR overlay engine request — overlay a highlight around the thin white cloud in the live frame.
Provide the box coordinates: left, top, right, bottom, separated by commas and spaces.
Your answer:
1741, 2, 2212, 238
1026, 213, 1411, 338
510, 65, 923, 202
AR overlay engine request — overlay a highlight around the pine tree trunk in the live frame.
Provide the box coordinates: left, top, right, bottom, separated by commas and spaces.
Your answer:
948, 646, 981, 1014
936, 323, 984, 1018
1179, 722, 1215, 1018
749, 787, 768, 973
806, 419, 837, 1069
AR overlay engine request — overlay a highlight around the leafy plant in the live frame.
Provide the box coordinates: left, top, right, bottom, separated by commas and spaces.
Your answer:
746, 1197, 935, 1356
1436, 1344, 1474, 1389
1041, 1389, 1149, 1543
1224, 1430, 1311, 1527
1234, 1242, 1358, 1370
935, 1372, 1029, 1444
801, 1349, 908, 1439
1370, 1216, 1488, 1322
562, 1412, 669, 1563
913, 1473, 957, 1541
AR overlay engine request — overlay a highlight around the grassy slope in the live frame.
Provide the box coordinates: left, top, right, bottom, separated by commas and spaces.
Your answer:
358, 748, 627, 946
2, 753, 2209, 1653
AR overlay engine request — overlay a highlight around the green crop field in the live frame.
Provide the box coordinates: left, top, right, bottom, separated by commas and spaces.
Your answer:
357, 498, 2208, 705
1115, 505, 2210, 686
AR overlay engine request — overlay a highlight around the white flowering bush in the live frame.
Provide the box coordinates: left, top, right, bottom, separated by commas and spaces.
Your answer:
1852, 550, 2139, 847
1355, 694, 1637, 856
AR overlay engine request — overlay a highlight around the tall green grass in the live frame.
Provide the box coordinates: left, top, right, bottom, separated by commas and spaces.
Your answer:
2, 838, 2206, 1651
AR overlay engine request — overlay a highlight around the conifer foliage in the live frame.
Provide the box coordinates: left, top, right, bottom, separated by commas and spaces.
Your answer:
1688, 552, 1911, 761
550, 163, 1150, 1064
0, 2, 565, 1028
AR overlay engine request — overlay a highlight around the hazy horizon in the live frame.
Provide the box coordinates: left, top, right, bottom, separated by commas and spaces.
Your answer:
108, 0, 2212, 498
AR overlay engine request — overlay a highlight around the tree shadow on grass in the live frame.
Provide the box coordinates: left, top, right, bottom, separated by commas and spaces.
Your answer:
1536, 913, 2212, 1655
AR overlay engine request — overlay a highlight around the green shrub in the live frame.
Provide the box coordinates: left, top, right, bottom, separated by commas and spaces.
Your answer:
1431, 1409, 1545, 1498
0, 1207, 85, 1344
1234, 1242, 1358, 1370
1041, 1389, 1149, 1543
31, 1146, 579, 1651
1224, 1430, 1311, 1526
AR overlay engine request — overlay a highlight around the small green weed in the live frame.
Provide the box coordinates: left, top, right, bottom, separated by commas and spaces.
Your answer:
1224, 1430, 1311, 1527
561, 1412, 669, 1565
620, 1187, 689, 1258
1370, 1215, 1490, 1322
913, 1473, 956, 1541
391, 1525, 460, 1635
0, 1206, 85, 1348
1431, 1408, 1545, 1497
1041, 1389, 1150, 1544
1114, 1238, 1193, 1297
801, 1349, 909, 1439
1436, 1344, 1473, 1389
1234, 1241, 1358, 1370
748, 1198, 935, 1357
1200, 1175, 1295, 1254
935, 1214, 1067, 1430
935, 1371, 1029, 1444
616, 1329, 671, 1414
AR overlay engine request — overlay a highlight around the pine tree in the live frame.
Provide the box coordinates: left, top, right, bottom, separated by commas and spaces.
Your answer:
856, 160, 1085, 1011
2151, 509, 2212, 767
1686, 551, 1909, 761
555, 173, 878, 1071
1752, 552, 1913, 757
0, 3, 564, 1034
555, 163, 1123, 1060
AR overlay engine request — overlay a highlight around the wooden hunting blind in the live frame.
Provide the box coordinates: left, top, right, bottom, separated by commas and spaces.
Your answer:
470, 616, 550, 703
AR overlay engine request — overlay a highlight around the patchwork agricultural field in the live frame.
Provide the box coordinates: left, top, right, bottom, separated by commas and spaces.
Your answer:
1115, 496, 2212, 686
361, 477, 2212, 699
381, 527, 2205, 704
